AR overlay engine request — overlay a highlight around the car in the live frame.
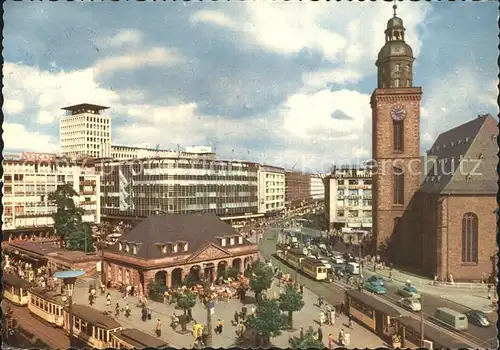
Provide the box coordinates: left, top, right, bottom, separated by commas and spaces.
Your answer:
364, 281, 386, 294
332, 255, 345, 264
397, 297, 422, 312
397, 285, 421, 299
367, 276, 385, 286
465, 310, 491, 327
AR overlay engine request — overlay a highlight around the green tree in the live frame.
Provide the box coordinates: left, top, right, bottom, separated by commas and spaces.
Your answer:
66, 222, 94, 252
279, 285, 305, 329
288, 326, 324, 349
248, 299, 288, 347
177, 292, 197, 316
49, 183, 94, 251
148, 279, 166, 302
249, 261, 274, 301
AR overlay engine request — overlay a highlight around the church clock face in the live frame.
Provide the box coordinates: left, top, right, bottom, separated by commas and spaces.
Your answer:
391, 105, 406, 121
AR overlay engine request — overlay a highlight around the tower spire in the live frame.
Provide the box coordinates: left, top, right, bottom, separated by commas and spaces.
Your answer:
393, 2, 398, 17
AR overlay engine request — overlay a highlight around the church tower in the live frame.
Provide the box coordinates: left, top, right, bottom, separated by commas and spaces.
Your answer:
371, 5, 422, 257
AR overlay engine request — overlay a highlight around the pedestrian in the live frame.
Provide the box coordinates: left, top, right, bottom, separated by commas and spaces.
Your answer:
147, 308, 152, 320
318, 295, 324, 307
330, 309, 336, 326
319, 311, 325, 326
344, 332, 350, 347
348, 318, 354, 330
328, 333, 334, 349
125, 303, 131, 318
156, 319, 162, 337
299, 327, 304, 340
234, 310, 240, 325
215, 319, 223, 334
299, 284, 304, 294
317, 326, 323, 343
115, 302, 120, 317
338, 329, 345, 347
141, 307, 147, 322
106, 294, 111, 308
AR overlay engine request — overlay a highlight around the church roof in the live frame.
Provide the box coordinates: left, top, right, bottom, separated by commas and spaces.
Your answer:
420, 114, 498, 194
106, 212, 254, 260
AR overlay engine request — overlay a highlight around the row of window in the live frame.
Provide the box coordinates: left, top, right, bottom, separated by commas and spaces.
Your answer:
31, 295, 62, 316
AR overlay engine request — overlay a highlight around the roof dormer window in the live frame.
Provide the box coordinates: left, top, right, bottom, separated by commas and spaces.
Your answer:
465, 137, 470, 143
133, 245, 137, 255
183, 243, 188, 252
173, 243, 178, 253
230, 237, 235, 245
238, 236, 243, 244
479, 154, 484, 159
221, 238, 226, 247
458, 139, 463, 145
162, 245, 167, 254
118, 242, 123, 251
450, 141, 455, 147
125, 244, 130, 253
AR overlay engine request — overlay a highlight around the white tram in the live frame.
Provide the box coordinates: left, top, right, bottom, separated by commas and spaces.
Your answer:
62, 304, 122, 349
111, 328, 169, 349
4, 273, 31, 306
28, 287, 65, 327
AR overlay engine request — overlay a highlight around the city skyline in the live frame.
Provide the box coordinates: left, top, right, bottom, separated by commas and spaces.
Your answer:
3, 1, 497, 173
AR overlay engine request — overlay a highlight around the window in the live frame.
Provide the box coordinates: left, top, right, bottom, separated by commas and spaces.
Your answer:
173, 243, 178, 253
238, 236, 243, 244
184, 243, 188, 251
393, 168, 404, 205
395, 63, 400, 72
132, 245, 137, 254
221, 238, 226, 247
393, 120, 404, 151
230, 237, 235, 245
462, 213, 478, 263
394, 79, 400, 88
118, 242, 123, 251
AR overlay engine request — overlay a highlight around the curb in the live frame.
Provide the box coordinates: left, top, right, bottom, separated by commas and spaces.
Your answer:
439, 295, 496, 314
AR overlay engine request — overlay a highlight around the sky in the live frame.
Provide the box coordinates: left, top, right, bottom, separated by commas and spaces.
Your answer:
3, 0, 498, 173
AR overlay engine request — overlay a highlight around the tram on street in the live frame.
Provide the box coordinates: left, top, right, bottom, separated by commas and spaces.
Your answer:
62, 304, 122, 349
111, 328, 169, 349
276, 248, 328, 281
345, 290, 400, 341
4, 273, 31, 306
28, 287, 65, 327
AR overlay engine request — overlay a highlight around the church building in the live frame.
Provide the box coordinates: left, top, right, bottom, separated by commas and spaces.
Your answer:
371, 6, 498, 282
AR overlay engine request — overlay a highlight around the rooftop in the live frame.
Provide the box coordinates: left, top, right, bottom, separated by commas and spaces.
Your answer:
61, 103, 110, 112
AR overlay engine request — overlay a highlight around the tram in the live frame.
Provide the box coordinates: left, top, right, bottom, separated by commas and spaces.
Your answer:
62, 304, 122, 349
28, 287, 65, 327
276, 248, 328, 281
4, 273, 31, 306
111, 328, 169, 349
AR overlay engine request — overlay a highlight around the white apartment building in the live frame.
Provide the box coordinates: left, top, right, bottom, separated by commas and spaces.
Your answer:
325, 167, 372, 230
310, 175, 325, 200
60, 103, 112, 159
2, 153, 101, 232
110, 145, 216, 160
257, 165, 286, 214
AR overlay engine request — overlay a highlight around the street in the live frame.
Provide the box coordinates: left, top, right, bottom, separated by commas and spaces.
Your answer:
259, 223, 497, 349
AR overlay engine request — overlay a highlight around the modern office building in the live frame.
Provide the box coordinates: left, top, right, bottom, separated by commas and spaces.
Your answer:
2, 152, 101, 237
310, 174, 325, 201
59, 103, 112, 159
285, 171, 311, 208
110, 145, 216, 160
324, 166, 372, 231
257, 165, 286, 214
94, 157, 259, 219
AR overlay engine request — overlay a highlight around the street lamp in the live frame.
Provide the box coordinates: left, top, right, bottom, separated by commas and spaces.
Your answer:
55, 270, 85, 347
199, 270, 214, 347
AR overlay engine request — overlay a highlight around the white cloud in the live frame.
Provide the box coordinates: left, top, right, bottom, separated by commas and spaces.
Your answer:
190, 11, 237, 29
280, 89, 371, 140
4, 62, 121, 125
3, 99, 24, 115
93, 47, 183, 76
97, 29, 144, 48
302, 69, 363, 90
3, 123, 58, 152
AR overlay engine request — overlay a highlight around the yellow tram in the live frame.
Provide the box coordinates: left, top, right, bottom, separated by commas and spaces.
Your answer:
301, 257, 328, 281
28, 287, 65, 327
62, 304, 122, 349
111, 328, 169, 349
4, 273, 31, 306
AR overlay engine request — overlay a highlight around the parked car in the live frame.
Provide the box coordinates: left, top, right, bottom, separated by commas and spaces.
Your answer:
397, 297, 422, 312
465, 310, 491, 327
397, 285, 421, 299
364, 281, 386, 294
367, 276, 385, 286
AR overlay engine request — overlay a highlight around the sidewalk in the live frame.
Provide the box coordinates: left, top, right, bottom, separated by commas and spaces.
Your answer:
72, 280, 388, 348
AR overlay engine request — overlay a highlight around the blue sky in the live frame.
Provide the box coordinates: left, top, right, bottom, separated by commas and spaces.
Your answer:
3, 0, 497, 173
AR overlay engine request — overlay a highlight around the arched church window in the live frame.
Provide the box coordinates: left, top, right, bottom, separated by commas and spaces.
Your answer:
393, 120, 404, 152
462, 213, 478, 263
393, 167, 404, 205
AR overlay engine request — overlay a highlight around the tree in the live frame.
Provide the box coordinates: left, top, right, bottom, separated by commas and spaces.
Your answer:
288, 326, 324, 349
279, 285, 305, 329
177, 292, 197, 316
148, 279, 166, 302
248, 299, 288, 347
49, 183, 94, 251
249, 261, 274, 301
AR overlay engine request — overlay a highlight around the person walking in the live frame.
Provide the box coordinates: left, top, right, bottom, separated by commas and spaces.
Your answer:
156, 319, 162, 337
125, 303, 131, 318
319, 310, 325, 326
299, 327, 304, 340
215, 319, 223, 334
317, 326, 323, 343
318, 295, 324, 307
338, 329, 345, 347
330, 309, 336, 326
328, 333, 334, 349
348, 317, 354, 330
115, 302, 120, 318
